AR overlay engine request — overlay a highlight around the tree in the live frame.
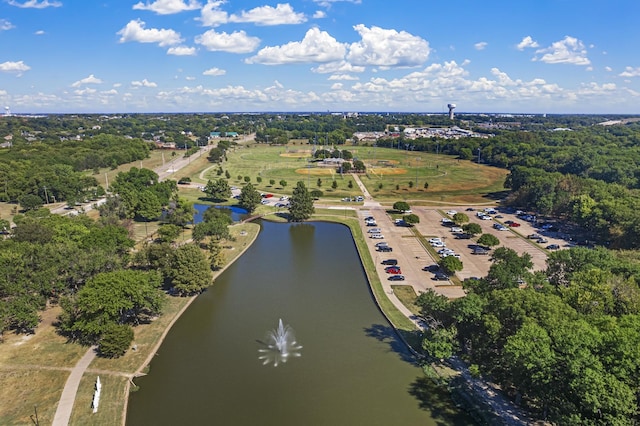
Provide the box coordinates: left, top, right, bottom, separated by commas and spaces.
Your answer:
204, 178, 231, 201
289, 181, 315, 222
452, 213, 469, 225
58, 270, 164, 343
238, 183, 261, 213
269, 179, 275, 186
393, 201, 410, 212
348, 180, 353, 189
317, 178, 322, 187
424, 182, 429, 190
243, 176, 251, 183
439, 256, 463, 275
279, 180, 287, 188
353, 159, 366, 172
408, 180, 414, 189
98, 323, 134, 358
477, 233, 500, 249
462, 222, 482, 236
169, 244, 213, 295
157, 224, 181, 243
310, 189, 323, 199
403, 214, 420, 226
19, 194, 44, 211
331, 180, 338, 190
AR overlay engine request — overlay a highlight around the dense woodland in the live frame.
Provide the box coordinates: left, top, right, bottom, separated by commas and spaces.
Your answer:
3, 113, 640, 417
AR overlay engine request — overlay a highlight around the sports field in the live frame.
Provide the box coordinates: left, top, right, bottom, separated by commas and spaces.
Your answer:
210, 143, 508, 205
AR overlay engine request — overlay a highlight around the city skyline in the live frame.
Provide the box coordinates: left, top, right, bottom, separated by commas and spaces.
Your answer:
0, 0, 639, 114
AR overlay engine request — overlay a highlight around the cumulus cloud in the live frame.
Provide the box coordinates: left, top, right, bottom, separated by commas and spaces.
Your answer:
534, 36, 590, 65
328, 74, 359, 81
73, 88, 97, 96
167, 46, 197, 56
619, 66, 640, 77
312, 61, 365, 74
313, 10, 326, 19
131, 79, 158, 88
71, 74, 103, 87
203, 67, 226, 76
474, 42, 487, 50
229, 3, 306, 26
313, 0, 361, 6
0, 60, 30, 75
346, 25, 430, 68
246, 27, 345, 65
517, 36, 539, 50
132, 0, 201, 15
117, 19, 183, 47
197, 0, 228, 27
7, 0, 61, 8
0, 19, 15, 31
195, 29, 260, 53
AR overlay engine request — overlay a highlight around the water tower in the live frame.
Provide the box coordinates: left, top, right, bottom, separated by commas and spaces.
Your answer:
4, 106, 9, 117
447, 103, 456, 120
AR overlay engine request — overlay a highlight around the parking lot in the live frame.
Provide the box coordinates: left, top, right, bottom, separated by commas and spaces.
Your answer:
359, 205, 567, 300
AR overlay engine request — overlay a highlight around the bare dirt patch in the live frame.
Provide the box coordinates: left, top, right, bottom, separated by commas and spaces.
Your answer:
294, 168, 336, 176
369, 167, 408, 176
280, 150, 312, 158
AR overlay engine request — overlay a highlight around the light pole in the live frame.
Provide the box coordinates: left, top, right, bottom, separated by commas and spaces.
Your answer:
43, 186, 49, 204
477, 148, 481, 164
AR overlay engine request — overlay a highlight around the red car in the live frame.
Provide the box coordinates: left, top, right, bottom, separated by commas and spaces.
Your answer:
385, 267, 402, 274
509, 222, 521, 227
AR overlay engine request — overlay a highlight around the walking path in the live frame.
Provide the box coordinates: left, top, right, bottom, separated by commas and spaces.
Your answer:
51, 346, 97, 426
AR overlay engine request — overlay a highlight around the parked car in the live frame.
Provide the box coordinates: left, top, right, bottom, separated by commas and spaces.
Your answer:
450, 226, 463, 233
382, 259, 398, 265
509, 222, 521, 227
465, 207, 475, 211
537, 238, 549, 243
528, 234, 540, 239
481, 215, 492, 220
546, 244, 560, 250
472, 247, 490, 255
433, 272, 449, 281
446, 210, 457, 216
385, 267, 402, 274
377, 246, 393, 252
279, 196, 289, 201
456, 233, 473, 239
366, 221, 378, 227
423, 264, 439, 272
370, 234, 384, 239
431, 241, 445, 248
388, 275, 405, 281
375, 241, 389, 247
367, 228, 381, 233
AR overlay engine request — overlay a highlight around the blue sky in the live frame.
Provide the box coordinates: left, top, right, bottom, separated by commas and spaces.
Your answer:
0, 0, 639, 114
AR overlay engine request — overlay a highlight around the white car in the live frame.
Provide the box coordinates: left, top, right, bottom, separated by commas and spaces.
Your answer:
447, 210, 457, 216
450, 227, 463, 233
431, 241, 445, 248
279, 196, 289, 201
481, 215, 493, 220
428, 238, 442, 244
368, 228, 381, 233
370, 234, 384, 239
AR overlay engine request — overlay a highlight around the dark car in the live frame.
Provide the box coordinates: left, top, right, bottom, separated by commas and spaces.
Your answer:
465, 207, 475, 211
385, 267, 402, 274
422, 264, 439, 272
381, 259, 398, 265
377, 246, 393, 252
388, 275, 405, 281
546, 244, 560, 250
434, 272, 449, 281
472, 247, 490, 255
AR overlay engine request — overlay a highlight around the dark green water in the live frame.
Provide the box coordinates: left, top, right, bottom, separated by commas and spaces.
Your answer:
127, 221, 471, 425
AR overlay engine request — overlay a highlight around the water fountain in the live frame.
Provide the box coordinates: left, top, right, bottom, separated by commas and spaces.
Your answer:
258, 319, 302, 367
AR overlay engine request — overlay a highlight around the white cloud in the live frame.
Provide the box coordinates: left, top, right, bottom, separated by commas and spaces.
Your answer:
313, 0, 361, 6
619, 66, 640, 77
246, 27, 345, 65
101, 89, 118, 95
0, 60, 30, 75
167, 46, 197, 56
185, 76, 196, 81
516, 36, 539, 50
0, 19, 15, 31
229, 3, 306, 26
203, 67, 226, 76
117, 19, 183, 47
605, 66, 612, 72
346, 25, 430, 68
195, 29, 260, 53
197, 0, 228, 27
131, 79, 158, 88
132, 0, 201, 15
34, 30, 45, 35
71, 74, 103, 87
312, 61, 365, 74
534, 36, 590, 66
474, 42, 487, 51
7, 0, 61, 8
313, 10, 326, 19
73, 88, 97, 96
328, 74, 359, 81
113, 83, 122, 88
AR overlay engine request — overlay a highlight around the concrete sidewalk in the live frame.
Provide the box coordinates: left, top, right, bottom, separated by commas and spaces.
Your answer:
52, 346, 97, 426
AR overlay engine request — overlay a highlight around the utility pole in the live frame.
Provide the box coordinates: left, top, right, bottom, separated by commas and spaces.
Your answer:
43, 186, 49, 204
477, 148, 481, 164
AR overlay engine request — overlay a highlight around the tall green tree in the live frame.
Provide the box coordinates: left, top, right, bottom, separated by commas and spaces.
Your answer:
204, 178, 231, 201
289, 181, 315, 222
169, 244, 213, 295
238, 183, 261, 213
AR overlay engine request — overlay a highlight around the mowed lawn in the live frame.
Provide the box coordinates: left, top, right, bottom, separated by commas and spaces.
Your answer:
210, 143, 508, 205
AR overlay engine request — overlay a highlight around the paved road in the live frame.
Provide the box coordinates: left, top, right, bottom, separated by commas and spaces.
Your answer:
51, 346, 97, 426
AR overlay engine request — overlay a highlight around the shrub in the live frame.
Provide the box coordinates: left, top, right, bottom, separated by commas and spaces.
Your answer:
99, 324, 134, 358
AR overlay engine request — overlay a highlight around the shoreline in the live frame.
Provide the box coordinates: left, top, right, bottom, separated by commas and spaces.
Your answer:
119, 222, 261, 426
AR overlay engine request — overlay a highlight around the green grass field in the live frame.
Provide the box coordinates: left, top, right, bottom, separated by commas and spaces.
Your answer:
213, 143, 508, 205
